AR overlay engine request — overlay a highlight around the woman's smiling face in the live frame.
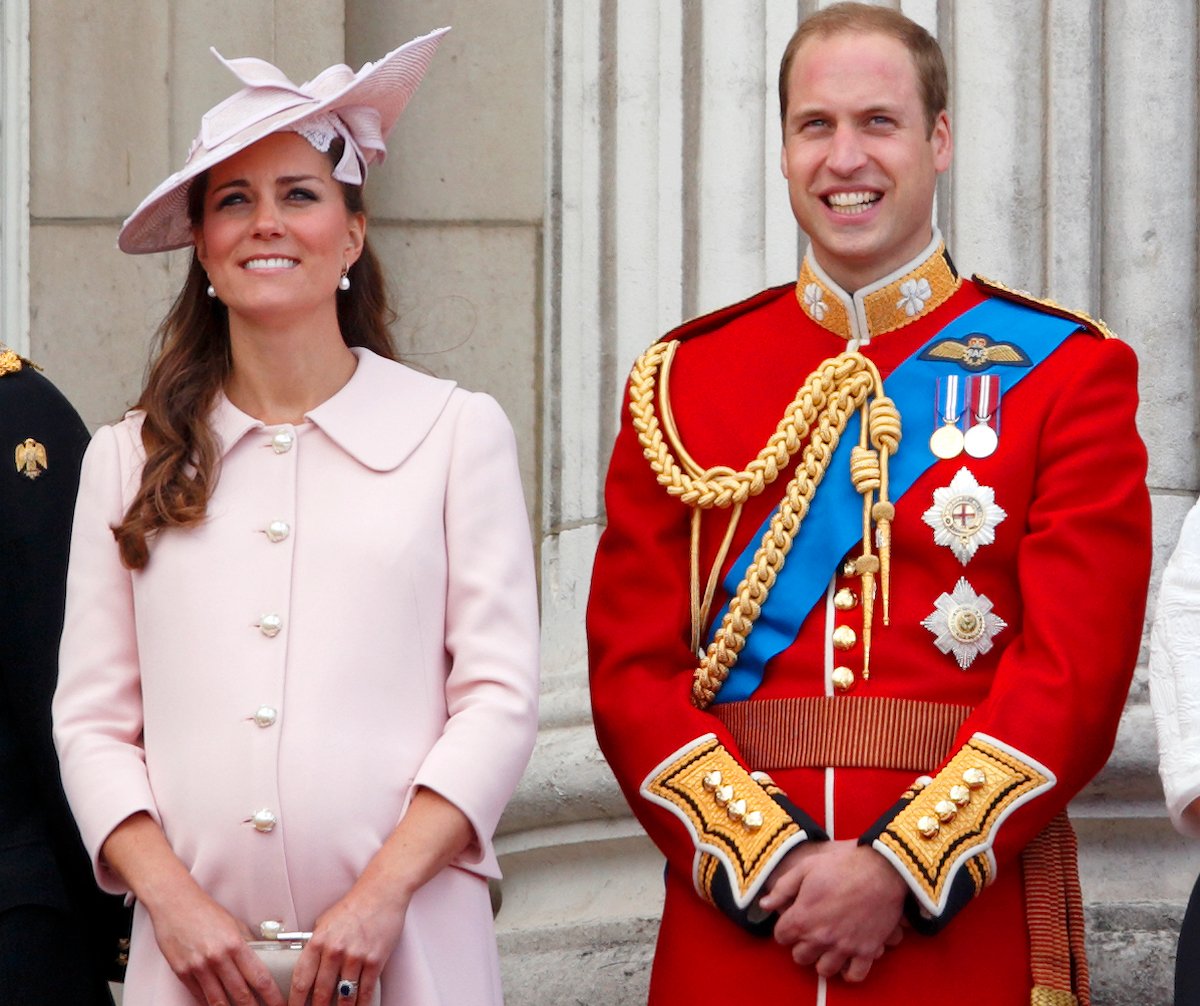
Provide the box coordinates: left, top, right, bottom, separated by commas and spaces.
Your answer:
194, 131, 364, 328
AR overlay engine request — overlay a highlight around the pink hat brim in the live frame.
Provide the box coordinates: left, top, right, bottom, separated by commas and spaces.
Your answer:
118, 26, 449, 255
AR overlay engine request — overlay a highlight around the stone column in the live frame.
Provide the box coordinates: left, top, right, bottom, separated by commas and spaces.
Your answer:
0, 0, 30, 356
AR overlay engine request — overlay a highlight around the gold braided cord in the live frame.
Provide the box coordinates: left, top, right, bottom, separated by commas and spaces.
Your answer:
656, 341, 749, 652
631, 340, 827, 510
689, 502, 745, 655
627, 341, 900, 708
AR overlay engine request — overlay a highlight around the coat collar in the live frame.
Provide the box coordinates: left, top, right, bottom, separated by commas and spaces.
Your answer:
794, 230, 961, 349
209, 347, 458, 471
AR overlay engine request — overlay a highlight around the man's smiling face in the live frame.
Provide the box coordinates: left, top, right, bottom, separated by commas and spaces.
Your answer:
780, 30, 951, 292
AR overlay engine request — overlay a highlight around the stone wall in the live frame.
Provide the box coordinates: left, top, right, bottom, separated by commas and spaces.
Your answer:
6, 0, 1198, 1002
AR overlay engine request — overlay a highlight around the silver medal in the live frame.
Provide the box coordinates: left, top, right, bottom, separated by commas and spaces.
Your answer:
921, 467, 1007, 565
929, 374, 964, 459
921, 577, 1007, 669
963, 422, 999, 458
963, 374, 1000, 459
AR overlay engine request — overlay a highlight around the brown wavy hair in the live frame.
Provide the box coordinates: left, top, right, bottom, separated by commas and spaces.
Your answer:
113, 140, 397, 569
778, 2, 948, 137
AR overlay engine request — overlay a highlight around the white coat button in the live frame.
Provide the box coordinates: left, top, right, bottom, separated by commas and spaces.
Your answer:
271, 430, 295, 454
252, 809, 277, 833
258, 614, 283, 637
265, 520, 291, 543
254, 706, 278, 728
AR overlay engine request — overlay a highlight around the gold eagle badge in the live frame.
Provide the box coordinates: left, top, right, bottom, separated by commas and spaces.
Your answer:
918, 334, 1031, 371
15, 438, 48, 480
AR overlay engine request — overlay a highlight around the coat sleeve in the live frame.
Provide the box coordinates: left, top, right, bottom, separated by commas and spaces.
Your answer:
588, 371, 827, 934
1149, 497, 1200, 837
52, 423, 160, 895
409, 392, 540, 872
861, 336, 1152, 931
0, 371, 91, 882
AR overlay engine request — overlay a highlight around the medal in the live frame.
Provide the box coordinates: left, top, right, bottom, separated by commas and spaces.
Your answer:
921, 467, 1007, 565
929, 374, 964, 459
963, 375, 1000, 458
921, 577, 1007, 669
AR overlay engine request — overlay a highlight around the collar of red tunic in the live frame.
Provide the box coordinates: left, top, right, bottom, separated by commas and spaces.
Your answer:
795, 230, 961, 348
208, 347, 458, 471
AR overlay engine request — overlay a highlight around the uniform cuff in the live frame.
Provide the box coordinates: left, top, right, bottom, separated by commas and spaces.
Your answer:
859, 733, 1054, 930
641, 734, 827, 932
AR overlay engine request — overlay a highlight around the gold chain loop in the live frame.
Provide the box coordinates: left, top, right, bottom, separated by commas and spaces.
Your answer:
626, 340, 900, 708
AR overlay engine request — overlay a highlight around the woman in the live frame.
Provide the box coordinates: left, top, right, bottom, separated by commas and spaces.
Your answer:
1151, 500, 1200, 1004
52, 28, 540, 1006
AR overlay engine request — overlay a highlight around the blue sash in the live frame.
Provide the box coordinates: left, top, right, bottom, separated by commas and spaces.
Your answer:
710, 298, 1081, 703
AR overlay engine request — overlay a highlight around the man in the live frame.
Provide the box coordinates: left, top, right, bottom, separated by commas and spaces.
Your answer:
0, 348, 128, 1002
587, 4, 1150, 1003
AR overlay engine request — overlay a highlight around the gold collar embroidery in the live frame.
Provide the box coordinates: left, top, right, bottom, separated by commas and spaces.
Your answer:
795, 234, 961, 345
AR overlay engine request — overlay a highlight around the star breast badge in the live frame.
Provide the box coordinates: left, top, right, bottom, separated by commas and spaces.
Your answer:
921, 578, 1007, 670
15, 438, 48, 480
922, 467, 1007, 565
919, 333, 1031, 371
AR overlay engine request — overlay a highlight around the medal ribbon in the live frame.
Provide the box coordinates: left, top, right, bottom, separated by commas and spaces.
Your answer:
711, 298, 1082, 703
969, 374, 1000, 426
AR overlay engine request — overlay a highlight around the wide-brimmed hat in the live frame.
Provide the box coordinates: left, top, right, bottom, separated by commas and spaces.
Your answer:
118, 26, 449, 255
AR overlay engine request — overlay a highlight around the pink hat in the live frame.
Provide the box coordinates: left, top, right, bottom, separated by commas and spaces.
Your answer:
118, 26, 449, 255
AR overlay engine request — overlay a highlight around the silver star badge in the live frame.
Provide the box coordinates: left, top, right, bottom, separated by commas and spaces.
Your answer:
921, 577, 1007, 669
921, 467, 1007, 565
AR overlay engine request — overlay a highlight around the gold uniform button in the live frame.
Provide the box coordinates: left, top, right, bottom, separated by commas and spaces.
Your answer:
963, 767, 987, 789
832, 625, 858, 651
918, 816, 940, 839
743, 810, 764, 830
934, 800, 958, 823
727, 799, 747, 821
842, 559, 858, 577
833, 587, 859, 611
831, 666, 855, 692
949, 785, 971, 806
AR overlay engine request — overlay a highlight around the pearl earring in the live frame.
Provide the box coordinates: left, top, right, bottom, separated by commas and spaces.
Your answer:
206, 284, 216, 299
338, 269, 351, 292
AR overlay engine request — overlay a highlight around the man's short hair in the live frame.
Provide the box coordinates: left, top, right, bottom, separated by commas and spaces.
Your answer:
778, 2, 948, 136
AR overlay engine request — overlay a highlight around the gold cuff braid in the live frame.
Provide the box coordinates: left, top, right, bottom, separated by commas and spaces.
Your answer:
873, 734, 1054, 915
641, 735, 803, 907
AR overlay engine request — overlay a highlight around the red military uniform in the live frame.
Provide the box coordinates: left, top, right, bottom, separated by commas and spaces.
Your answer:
588, 238, 1151, 1004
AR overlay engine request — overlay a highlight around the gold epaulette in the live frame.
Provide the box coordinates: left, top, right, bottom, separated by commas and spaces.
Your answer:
973, 275, 1117, 340
0, 347, 26, 376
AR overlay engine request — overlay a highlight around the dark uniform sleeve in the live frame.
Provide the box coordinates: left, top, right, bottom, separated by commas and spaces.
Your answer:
0, 365, 131, 981
588, 370, 827, 934
859, 335, 1151, 932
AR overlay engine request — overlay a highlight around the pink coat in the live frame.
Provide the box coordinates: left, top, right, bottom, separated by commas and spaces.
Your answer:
53, 348, 540, 1005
